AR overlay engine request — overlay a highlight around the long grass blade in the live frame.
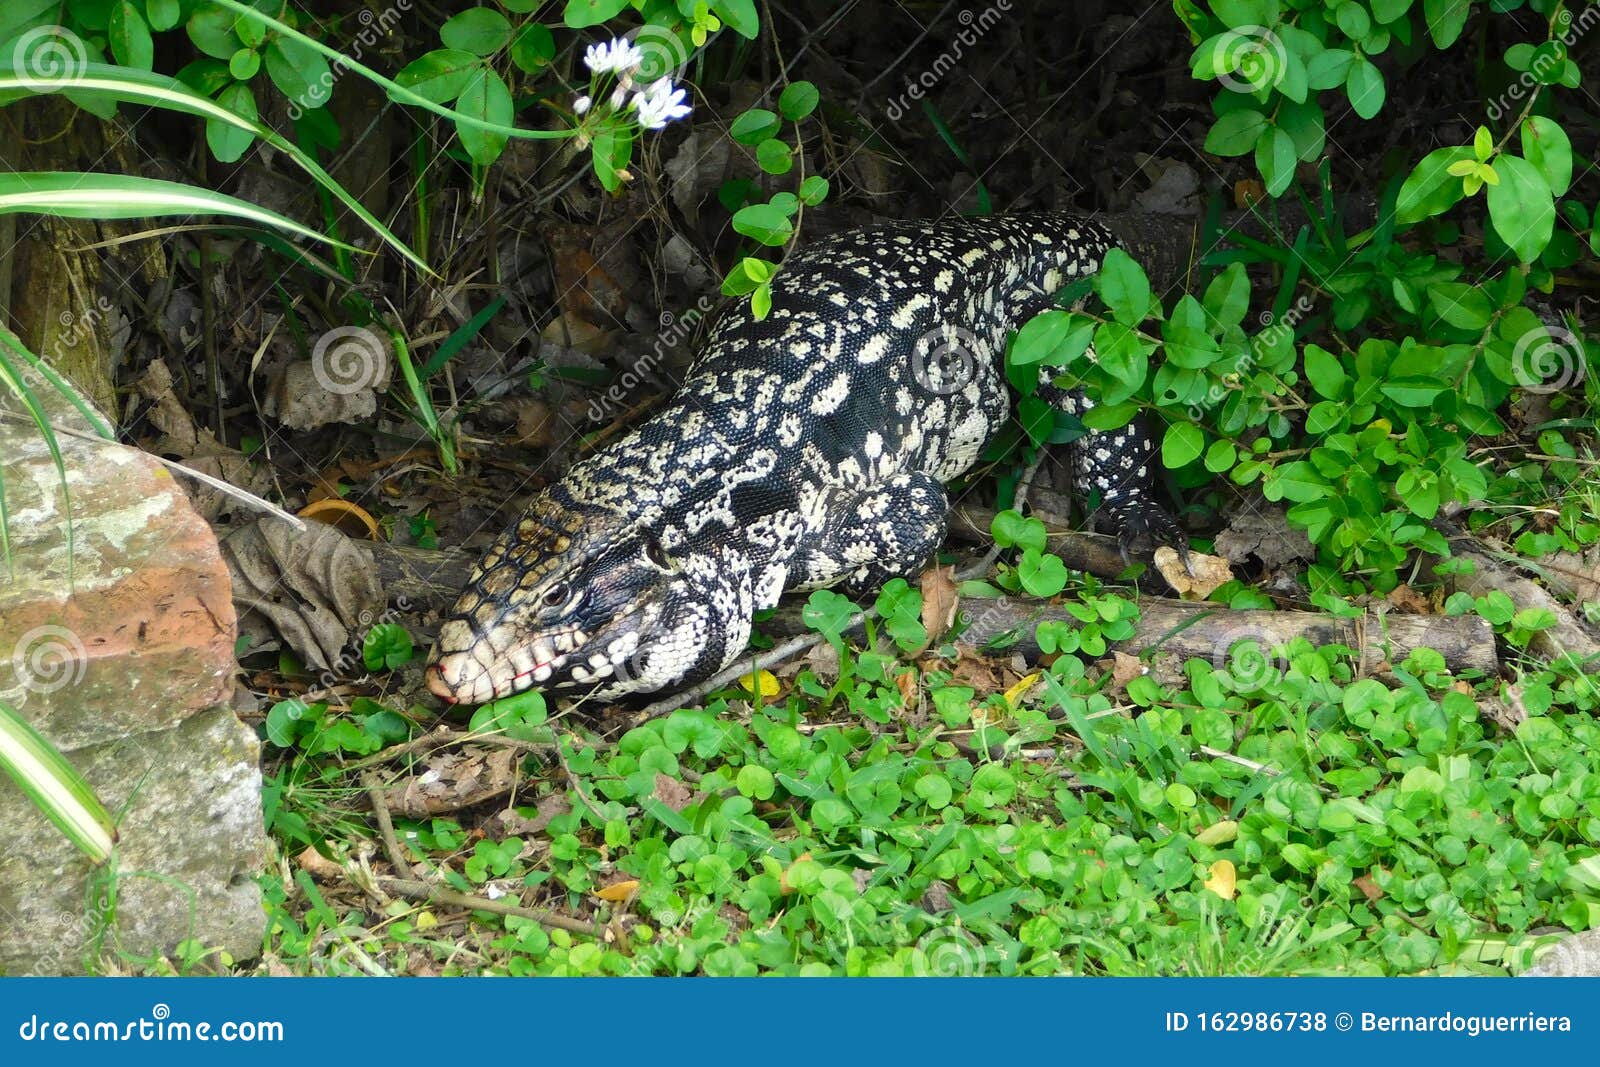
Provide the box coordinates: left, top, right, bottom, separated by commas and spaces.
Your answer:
0, 63, 431, 274
0, 700, 116, 862
0, 171, 362, 252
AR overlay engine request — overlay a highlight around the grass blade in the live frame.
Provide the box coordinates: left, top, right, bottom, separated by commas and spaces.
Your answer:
0, 700, 116, 862
0, 63, 431, 274
0, 171, 362, 253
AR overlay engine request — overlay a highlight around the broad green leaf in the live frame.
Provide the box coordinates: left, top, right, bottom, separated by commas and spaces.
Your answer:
1486, 155, 1555, 264
1255, 124, 1297, 196
207, 81, 257, 163
1163, 422, 1205, 468
1520, 116, 1571, 198
1204, 109, 1268, 156
778, 80, 819, 121
1396, 146, 1471, 223
441, 8, 512, 56
264, 35, 333, 112
563, 0, 629, 28
109, 1, 153, 70
394, 49, 482, 104
714, 0, 761, 38
1345, 58, 1384, 119
1303, 343, 1346, 399
455, 68, 514, 165
1096, 247, 1151, 325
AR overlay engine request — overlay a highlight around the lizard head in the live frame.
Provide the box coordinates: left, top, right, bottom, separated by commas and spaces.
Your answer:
425, 491, 719, 704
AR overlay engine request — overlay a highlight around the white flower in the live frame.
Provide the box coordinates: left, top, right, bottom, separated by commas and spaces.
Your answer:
573, 94, 592, 115
631, 78, 691, 130
584, 38, 643, 75
609, 83, 630, 110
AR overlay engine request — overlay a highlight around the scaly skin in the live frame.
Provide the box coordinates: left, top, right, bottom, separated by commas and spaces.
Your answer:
427, 213, 1182, 704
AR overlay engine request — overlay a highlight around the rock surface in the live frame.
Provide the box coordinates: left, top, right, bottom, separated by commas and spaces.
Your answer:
0, 390, 266, 975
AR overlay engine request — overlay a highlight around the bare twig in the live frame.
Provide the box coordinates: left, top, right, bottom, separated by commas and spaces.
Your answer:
378, 877, 604, 938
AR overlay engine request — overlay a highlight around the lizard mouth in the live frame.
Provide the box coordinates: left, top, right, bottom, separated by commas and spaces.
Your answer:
426, 613, 649, 705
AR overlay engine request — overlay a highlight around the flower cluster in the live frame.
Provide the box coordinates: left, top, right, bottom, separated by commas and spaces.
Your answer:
574, 36, 692, 131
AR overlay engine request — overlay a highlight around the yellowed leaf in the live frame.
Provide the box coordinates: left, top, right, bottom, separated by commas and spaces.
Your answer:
739, 669, 781, 698
596, 879, 640, 903
415, 910, 439, 930
1002, 671, 1041, 709
1195, 820, 1238, 847
1204, 859, 1237, 900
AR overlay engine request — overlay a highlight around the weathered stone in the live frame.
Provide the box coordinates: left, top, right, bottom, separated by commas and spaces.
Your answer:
0, 387, 266, 975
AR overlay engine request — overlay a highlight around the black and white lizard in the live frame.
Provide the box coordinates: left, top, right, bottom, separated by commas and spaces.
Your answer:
427, 212, 1188, 705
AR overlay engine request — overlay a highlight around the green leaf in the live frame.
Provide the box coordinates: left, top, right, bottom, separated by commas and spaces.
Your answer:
441, 8, 512, 56
394, 49, 483, 105
1345, 58, 1384, 120
1011, 310, 1073, 366
146, 0, 182, 31
732, 202, 794, 246
1422, 0, 1470, 47
713, 0, 761, 38
455, 68, 514, 165
778, 80, 819, 121
756, 138, 793, 175
1396, 146, 1471, 223
109, 3, 154, 70
207, 81, 257, 163
1255, 124, 1297, 196
1163, 422, 1205, 468
1204, 109, 1268, 157
991, 509, 1047, 552
510, 23, 556, 74
563, 0, 629, 28
363, 623, 415, 671
265, 35, 333, 111
1520, 116, 1571, 198
797, 175, 830, 206
729, 108, 780, 144
1096, 247, 1151, 325
1017, 549, 1068, 597
228, 47, 260, 81
1486, 155, 1554, 264
1302, 343, 1347, 400
186, 6, 240, 60
1425, 282, 1494, 331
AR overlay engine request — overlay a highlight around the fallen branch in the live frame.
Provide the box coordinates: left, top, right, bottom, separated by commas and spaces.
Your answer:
758, 595, 1499, 677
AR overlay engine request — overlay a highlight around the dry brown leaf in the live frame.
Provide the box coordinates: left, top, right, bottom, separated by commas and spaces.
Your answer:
294, 845, 343, 881
1385, 583, 1431, 614
653, 773, 694, 813
1353, 874, 1383, 903
919, 564, 960, 642
1111, 651, 1146, 687
1156, 546, 1232, 599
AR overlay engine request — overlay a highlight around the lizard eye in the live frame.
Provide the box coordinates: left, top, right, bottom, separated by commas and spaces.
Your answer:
542, 581, 571, 608
643, 538, 672, 570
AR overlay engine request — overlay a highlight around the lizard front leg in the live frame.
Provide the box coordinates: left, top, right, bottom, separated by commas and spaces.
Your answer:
795, 472, 949, 597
